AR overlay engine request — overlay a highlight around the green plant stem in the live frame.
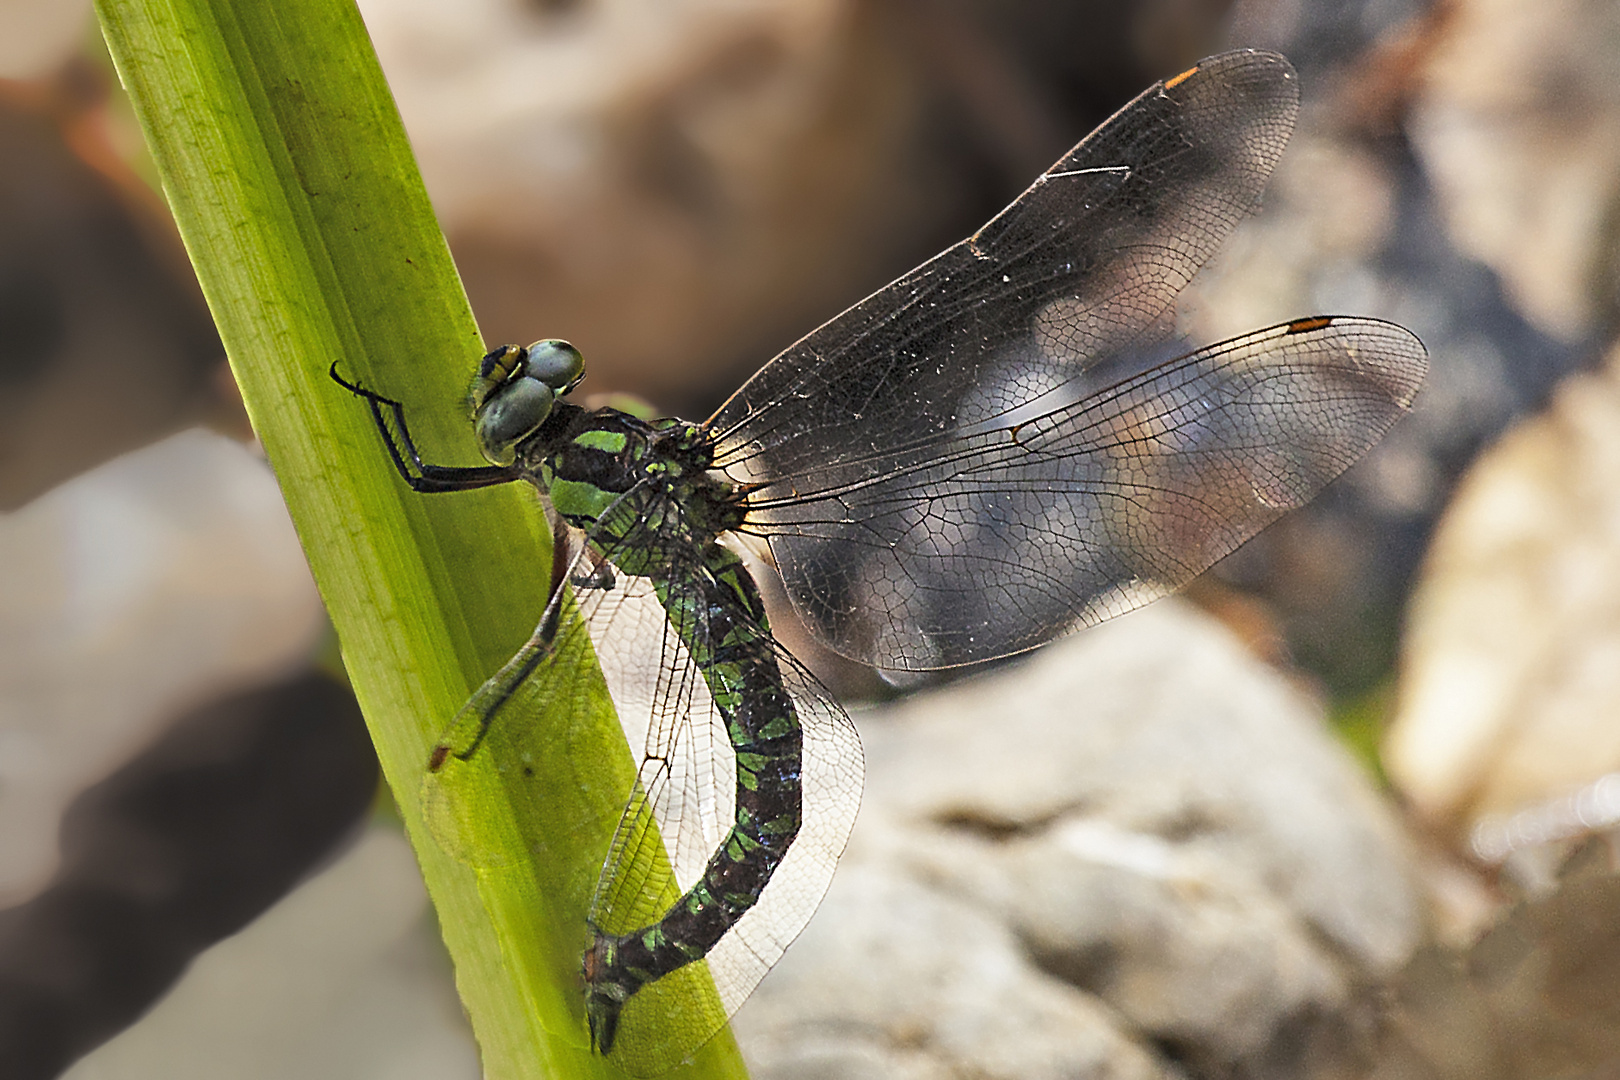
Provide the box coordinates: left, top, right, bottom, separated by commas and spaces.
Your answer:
92, 0, 748, 1075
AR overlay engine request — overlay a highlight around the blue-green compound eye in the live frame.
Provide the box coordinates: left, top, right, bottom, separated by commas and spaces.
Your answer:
524, 339, 585, 392
467, 341, 584, 464
474, 375, 555, 464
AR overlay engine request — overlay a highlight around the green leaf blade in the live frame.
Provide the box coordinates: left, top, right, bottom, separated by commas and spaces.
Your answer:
93, 0, 751, 1075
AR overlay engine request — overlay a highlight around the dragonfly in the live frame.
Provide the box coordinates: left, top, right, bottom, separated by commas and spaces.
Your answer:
336, 48, 1425, 1075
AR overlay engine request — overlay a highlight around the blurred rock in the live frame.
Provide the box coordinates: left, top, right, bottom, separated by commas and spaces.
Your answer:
1409, 0, 1620, 343
0, 671, 379, 1080
0, 429, 327, 905
1387, 347, 1620, 844
0, 0, 91, 80
1368, 840, 1620, 1080
60, 825, 479, 1080
737, 599, 1423, 1078
737, 863, 1176, 1080
361, 0, 958, 414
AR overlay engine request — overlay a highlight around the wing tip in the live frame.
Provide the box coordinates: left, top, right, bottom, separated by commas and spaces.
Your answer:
1163, 49, 1297, 94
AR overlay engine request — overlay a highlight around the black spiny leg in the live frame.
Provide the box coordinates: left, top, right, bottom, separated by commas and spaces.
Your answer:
330, 363, 520, 493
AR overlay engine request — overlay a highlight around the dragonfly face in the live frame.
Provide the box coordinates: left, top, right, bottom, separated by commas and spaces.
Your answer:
337, 48, 1426, 1076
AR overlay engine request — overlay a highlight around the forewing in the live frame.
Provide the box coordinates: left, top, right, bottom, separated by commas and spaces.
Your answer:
708, 49, 1299, 483
741, 317, 1427, 669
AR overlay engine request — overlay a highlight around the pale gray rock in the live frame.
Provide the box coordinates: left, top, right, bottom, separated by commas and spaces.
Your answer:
734, 862, 1178, 1080
738, 599, 1423, 1077
0, 429, 327, 904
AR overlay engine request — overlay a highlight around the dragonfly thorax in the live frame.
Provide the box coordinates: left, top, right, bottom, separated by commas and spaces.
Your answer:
521, 403, 745, 570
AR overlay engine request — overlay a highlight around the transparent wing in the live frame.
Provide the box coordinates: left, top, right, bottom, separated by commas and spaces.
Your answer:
419, 535, 632, 874
707, 50, 1299, 480
588, 570, 730, 922
732, 316, 1427, 669
588, 545, 862, 1077
421, 494, 861, 1075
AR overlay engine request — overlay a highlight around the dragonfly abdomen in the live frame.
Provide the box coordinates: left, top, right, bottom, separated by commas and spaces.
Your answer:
585, 541, 803, 1052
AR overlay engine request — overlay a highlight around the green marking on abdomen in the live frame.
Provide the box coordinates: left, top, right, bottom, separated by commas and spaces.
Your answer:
585, 541, 803, 1051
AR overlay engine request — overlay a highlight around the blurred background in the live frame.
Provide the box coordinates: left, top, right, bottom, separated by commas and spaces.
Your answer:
2, 0, 1619, 1077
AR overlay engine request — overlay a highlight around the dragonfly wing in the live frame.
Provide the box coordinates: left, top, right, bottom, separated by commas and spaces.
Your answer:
708, 49, 1299, 480
588, 546, 862, 1076
740, 316, 1427, 669
419, 536, 629, 871
586, 569, 729, 930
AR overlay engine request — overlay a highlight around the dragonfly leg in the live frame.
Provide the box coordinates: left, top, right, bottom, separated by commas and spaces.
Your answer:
423, 566, 583, 772
330, 363, 520, 493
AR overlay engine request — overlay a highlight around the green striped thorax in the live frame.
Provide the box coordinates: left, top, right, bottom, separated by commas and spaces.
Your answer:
468, 339, 747, 576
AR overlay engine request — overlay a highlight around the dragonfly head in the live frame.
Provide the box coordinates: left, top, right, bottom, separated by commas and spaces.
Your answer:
469, 339, 586, 464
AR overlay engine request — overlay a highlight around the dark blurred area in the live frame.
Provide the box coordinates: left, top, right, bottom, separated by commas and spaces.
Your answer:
4, 0, 1620, 1075
0, 36, 390, 1078
0, 63, 236, 511
0, 673, 377, 1080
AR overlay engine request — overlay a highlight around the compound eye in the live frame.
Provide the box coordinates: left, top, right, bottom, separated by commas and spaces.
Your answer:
523, 339, 585, 393
474, 376, 554, 465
